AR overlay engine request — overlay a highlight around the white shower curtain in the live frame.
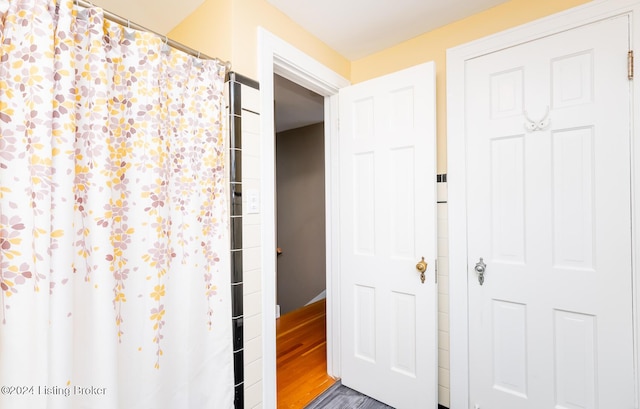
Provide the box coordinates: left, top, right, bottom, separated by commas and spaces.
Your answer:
0, 1, 233, 408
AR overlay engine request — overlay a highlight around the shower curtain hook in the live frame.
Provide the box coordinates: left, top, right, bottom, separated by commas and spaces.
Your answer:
75, 0, 96, 10
197, 51, 201, 59
127, 19, 130, 29
160, 36, 170, 55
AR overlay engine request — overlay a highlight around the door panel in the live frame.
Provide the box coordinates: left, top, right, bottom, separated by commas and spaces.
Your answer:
466, 16, 633, 409
339, 62, 438, 409
491, 300, 527, 398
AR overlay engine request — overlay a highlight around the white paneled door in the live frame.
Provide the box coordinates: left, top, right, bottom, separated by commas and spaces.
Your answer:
339, 62, 438, 408
466, 16, 634, 408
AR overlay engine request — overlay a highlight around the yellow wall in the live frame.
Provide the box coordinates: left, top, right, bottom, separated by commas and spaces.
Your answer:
171, 0, 592, 173
169, 0, 350, 80
351, 0, 591, 172
229, 0, 350, 80
168, 0, 233, 64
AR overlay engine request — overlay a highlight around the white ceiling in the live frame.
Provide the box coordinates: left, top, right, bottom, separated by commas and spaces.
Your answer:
274, 75, 324, 133
91, 0, 511, 60
266, 0, 511, 60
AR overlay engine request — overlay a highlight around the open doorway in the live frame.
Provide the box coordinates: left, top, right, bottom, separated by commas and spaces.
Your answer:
274, 74, 326, 316
273, 74, 336, 407
257, 28, 351, 408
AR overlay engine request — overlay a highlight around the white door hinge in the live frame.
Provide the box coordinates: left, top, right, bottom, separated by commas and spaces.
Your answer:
628, 50, 634, 80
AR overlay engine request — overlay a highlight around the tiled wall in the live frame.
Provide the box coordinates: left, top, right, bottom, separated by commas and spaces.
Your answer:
240, 83, 263, 409
227, 73, 263, 409
437, 174, 450, 408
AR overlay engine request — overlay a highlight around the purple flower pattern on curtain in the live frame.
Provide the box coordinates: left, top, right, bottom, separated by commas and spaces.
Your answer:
0, 1, 233, 407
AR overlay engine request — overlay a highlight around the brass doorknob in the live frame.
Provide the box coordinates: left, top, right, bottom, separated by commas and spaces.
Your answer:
416, 257, 427, 284
416, 257, 427, 273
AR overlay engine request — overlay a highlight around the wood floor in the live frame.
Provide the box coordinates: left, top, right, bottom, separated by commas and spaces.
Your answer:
277, 299, 336, 408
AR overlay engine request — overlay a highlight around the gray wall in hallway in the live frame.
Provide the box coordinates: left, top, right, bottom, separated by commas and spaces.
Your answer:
276, 122, 326, 315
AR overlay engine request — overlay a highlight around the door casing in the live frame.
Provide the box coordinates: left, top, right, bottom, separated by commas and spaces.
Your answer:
258, 28, 350, 408
447, 0, 640, 407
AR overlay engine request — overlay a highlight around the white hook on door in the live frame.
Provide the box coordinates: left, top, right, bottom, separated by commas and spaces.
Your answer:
523, 106, 550, 132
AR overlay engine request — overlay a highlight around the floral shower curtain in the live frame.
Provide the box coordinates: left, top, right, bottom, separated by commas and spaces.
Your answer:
0, 1, 233, 408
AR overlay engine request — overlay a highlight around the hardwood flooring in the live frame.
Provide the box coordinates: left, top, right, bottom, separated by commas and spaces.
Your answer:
277, 299, 336, 408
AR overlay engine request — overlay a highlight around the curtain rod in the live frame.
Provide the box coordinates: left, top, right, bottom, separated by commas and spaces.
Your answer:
74, 0, 232, 72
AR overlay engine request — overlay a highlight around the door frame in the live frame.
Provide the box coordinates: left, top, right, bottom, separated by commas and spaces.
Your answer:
447, 0, 640, 407
257, 28, 350, 407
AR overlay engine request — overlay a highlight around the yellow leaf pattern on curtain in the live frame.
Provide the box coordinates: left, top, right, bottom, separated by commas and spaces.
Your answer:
0, 1, 233, 407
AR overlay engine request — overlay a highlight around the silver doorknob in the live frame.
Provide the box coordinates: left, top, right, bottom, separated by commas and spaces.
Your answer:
474, 258, 486, 285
